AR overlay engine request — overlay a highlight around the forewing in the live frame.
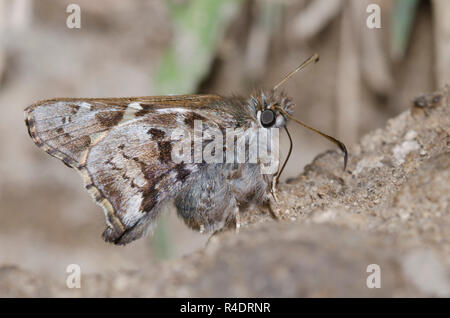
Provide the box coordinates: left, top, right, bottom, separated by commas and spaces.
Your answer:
24, 95, 229, 244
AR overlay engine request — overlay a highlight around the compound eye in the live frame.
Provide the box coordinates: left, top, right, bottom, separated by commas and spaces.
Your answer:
261, 109, 276, 128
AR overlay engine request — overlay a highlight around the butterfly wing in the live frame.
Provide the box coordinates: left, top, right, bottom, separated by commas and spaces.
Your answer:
25, 94, 245, 244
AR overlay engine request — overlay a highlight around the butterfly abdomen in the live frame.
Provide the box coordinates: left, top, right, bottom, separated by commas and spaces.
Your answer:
175, 163, 268, 233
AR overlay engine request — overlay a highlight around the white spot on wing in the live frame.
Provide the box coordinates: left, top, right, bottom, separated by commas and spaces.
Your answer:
119, 103, 143, 124
156, 108, 188, 114
128, 102, 143, 110
79, 102, 92, 110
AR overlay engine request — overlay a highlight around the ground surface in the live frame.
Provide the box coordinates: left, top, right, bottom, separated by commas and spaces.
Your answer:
1, 88, 448, 297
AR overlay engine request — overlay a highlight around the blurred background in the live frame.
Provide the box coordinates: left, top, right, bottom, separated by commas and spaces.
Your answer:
0, 0, 448, 284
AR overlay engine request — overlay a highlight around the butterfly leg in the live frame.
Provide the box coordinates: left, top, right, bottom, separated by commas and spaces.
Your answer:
234, 206, 241, 232
268, 174, 282, 219
271, 177, 280, 203
264, 191, 281, 220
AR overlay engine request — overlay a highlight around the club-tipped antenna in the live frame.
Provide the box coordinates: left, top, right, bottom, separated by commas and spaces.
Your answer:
272, 53, 320, 91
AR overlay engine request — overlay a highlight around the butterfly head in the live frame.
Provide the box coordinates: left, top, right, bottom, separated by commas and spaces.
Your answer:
249, 53, 348, 173
251, 90, 293, 129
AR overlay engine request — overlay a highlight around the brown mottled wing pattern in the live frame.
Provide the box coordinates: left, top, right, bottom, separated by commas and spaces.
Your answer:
25, 95, 234, 244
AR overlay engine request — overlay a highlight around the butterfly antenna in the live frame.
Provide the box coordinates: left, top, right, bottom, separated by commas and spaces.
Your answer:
272, 53, 320, 91
276, 107, 348, 170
